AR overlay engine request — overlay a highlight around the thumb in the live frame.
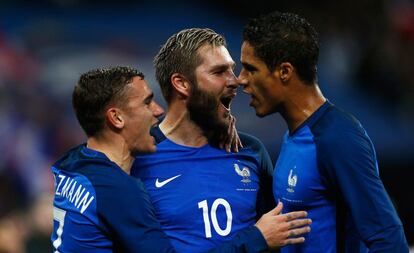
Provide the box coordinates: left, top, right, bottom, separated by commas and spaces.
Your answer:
270, 202, 283, 215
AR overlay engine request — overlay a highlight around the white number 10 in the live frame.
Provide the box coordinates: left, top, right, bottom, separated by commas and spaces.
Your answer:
198, 198, 232, 238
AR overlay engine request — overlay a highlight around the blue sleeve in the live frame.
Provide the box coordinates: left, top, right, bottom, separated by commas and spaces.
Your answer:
96, 172, 269, 253
205, 226, 268, 253
95, 176, 176, 253
317, 126, 408, 252
239, 132, 276, 218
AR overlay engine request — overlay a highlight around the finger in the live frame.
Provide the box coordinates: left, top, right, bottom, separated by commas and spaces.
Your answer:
224, 135, 231, 153
233, 132, 239, 153
230, 117, 236, 138
220, 116, 233, 152
234, 130, 241, 152
285, 237, 305, 245
269, 202, 283, 215
221, 133, 230, 153
283, 211, 308, 221
288, 226, 311, 237
228, 117, 236, 152
227, 115, 235, 135
229, 121, 236, 140
232, 140, 238, 153
236, 132, 243, 149
228, 138, 233, 153
232, 125, 238, 153
234, 126, 243, 148
288, 219, 312, 229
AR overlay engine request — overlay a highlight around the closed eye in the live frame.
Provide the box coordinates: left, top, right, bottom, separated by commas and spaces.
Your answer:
144, 93, 154, 105
213, 69, 226, 75
211, 63, 236, 75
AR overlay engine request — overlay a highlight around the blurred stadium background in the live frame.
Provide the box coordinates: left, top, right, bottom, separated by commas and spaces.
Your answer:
0, 0, 413, 251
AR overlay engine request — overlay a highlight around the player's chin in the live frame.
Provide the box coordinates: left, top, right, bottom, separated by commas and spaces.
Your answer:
254, 106, 271, 118
255, 108, 271, 118
146, 145, 157, 153
134, 137, 157, 155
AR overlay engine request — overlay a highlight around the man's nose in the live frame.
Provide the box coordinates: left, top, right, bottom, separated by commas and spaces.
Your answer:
152, 102, 164, 118
226, 70, 240, 89
237, 69, 248, 87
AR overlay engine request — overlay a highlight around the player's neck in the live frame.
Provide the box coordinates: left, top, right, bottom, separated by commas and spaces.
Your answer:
160, 103, 208, 147
87, 134, 134, 174
282, 83, 326, 133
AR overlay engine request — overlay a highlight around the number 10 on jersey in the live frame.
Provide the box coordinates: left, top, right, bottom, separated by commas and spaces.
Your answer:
198, 198, 232, 238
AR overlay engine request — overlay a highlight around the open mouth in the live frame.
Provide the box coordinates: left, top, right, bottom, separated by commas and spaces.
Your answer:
220, 94, 235, 111
151, 120, 160, 129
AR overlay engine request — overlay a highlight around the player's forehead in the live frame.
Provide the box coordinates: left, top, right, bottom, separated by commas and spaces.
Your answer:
240, 41, 268, 70
127, 76, 152, 99
240, 41, 257, 63
197, 44, 235, 70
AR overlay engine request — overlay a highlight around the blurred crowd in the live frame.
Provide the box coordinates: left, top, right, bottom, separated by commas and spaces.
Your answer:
0, 0, 413, 251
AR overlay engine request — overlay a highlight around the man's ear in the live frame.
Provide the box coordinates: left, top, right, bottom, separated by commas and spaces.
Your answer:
171, 73, 191, 98
275, 62, 294, 83
106, 107, 124, 129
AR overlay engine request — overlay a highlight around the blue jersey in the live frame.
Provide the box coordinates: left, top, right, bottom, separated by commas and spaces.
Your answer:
274, 101, 408, 253
51, 144, 175, 252
131, 129, 274, 253
51, 144, 268, 253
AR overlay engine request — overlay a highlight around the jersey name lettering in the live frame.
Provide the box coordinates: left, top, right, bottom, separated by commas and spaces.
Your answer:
55, 174, 95, 214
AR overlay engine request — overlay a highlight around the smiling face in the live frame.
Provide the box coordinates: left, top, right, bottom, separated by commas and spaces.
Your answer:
120, 77, 164, 155
187, 44, 238, 143
239, 41, 285, 117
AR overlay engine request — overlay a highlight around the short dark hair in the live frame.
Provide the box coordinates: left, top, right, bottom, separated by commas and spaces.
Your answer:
243, 11, 319, 84
72, 66, 144, 137
154, 28, 226, 103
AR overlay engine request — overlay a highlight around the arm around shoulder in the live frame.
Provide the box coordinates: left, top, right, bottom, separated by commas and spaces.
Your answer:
95, 176, 176, 252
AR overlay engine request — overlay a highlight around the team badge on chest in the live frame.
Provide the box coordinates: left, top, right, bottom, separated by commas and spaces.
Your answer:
287, 167, 298, 193
234, 163, 251, 183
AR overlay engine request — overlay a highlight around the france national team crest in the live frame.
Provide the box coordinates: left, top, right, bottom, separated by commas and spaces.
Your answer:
234, 163, 251, 183
287, 167, 298, 193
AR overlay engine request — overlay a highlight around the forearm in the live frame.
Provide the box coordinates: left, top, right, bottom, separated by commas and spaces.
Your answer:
205, 226, 268, 253
365, 225, 408, 253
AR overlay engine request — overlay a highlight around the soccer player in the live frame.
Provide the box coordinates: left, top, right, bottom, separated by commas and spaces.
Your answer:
131, 28, 311, 252
50, 66, 309, 252
238, 11, 409, 252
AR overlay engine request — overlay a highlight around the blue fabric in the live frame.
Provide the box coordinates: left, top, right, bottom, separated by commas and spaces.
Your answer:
273, 101, 408, 253
132, 129, 274, 253
52, 144, 270, 253
51, 144, 175, 252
